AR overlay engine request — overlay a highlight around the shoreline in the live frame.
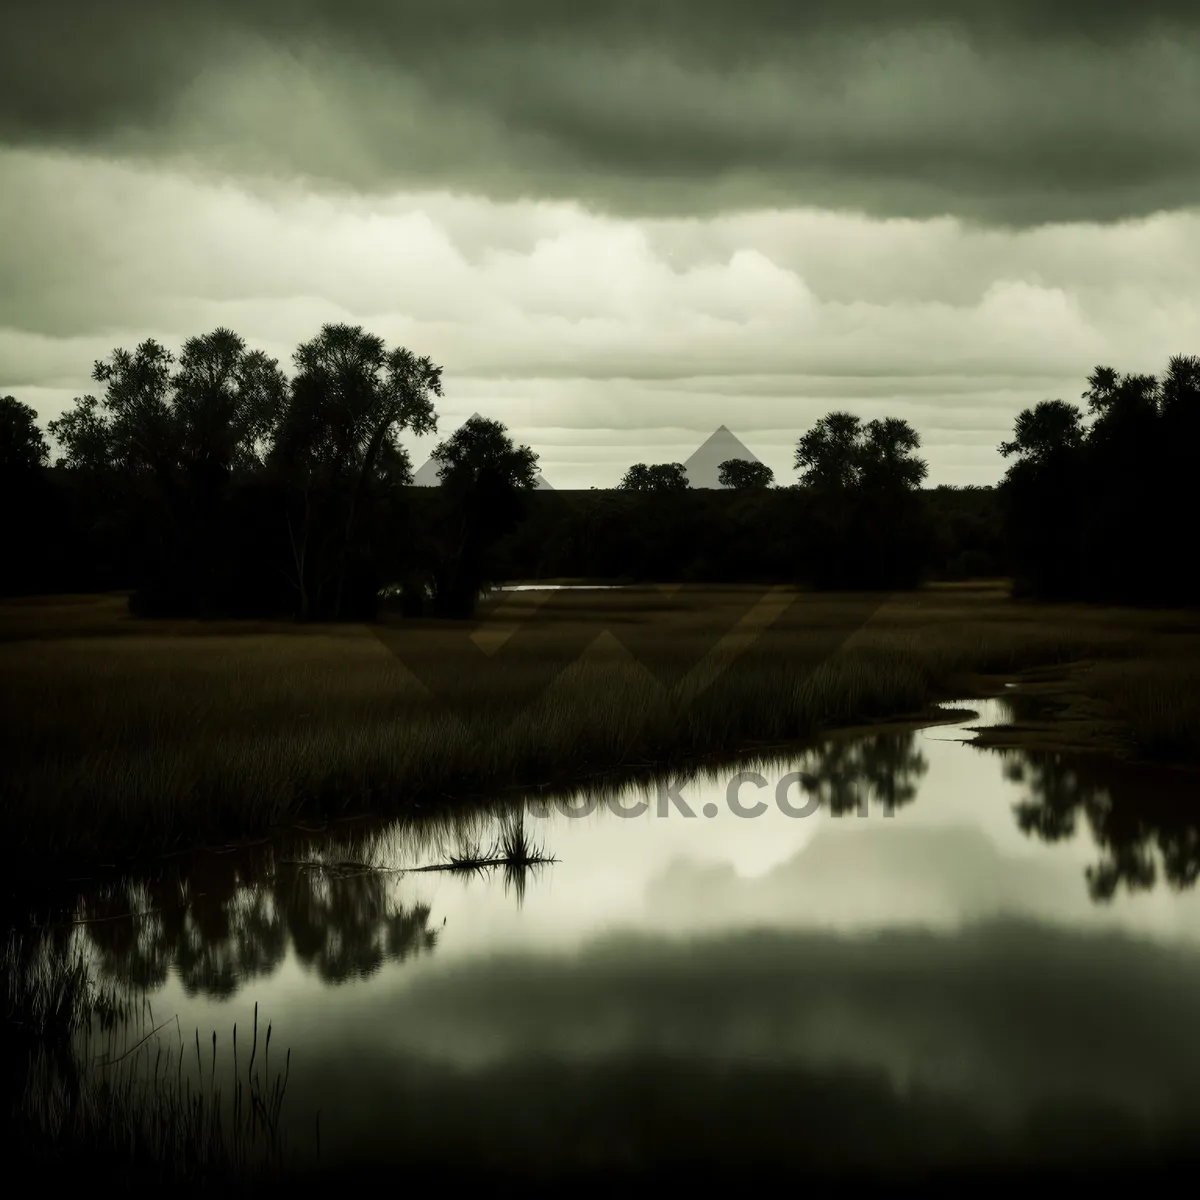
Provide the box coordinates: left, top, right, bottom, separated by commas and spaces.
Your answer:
3, 586, 1197, 895
5, 668, 1193, 916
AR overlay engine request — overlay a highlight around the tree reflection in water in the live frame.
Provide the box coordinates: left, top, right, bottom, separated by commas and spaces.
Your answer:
74, 829, 444, 998
33, 725, 1196, 1008
64, 732, 929, 997
652, 728, 930, 820
1006, 748, 1200, 900
797, 731, 929, 816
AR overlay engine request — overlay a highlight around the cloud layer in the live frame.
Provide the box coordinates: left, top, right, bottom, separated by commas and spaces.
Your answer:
5, 2, 1200, 226
4, 147, 1199, 486
6, 4, 1200, 486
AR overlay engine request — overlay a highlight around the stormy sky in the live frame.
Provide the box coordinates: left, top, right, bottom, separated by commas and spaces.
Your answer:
5, 2, 1200, 486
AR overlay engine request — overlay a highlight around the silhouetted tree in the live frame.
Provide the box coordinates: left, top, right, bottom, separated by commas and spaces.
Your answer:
0, 396, 52, 596
793, 412, 930, 589
794, 412, 863, 588
269, 324, 441, 619
855, 417, 930, 588
795, 412, 863, 493
998, 398, 1086, 597
718, 458, 774, 489
619, 462, 691, 492
425, 416, 540, 618
0, 395, 48, 474
46, 331, 290, 613
1160, 354, 1200, 601
999, 356, 1200, 605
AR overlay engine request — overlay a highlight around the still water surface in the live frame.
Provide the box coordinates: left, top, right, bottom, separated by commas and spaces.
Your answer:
37, 699, 1200, 1173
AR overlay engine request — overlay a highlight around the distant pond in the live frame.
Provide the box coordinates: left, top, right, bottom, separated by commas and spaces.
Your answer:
489, 583, 626, 591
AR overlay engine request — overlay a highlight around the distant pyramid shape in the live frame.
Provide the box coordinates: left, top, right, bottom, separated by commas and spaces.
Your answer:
682, 425, 764, 488
412, 413, 553, 488
411, 454, 449, 486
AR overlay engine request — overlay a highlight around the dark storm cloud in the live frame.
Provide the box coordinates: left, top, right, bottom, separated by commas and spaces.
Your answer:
5, 2, 1200, 226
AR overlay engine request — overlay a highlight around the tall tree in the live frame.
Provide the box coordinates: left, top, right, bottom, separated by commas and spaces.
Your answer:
794, 412, 863, 492
0, 396, 52, 596
0, 395, 49, 475
270, 324, 442, 619
47, 331, 290, 612
998, 398, 1086, 465
426, 416, 539, 618
858, 418, 928, 492
793, 412, 929, 589
857, 416, 930, 588
47, 332, 288, 493
1159, 355, 1200, 600
49, 340, 176, 478
998, 398, 1088, 599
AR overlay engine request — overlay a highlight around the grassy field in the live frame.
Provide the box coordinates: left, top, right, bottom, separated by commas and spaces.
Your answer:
1, 583, 1197, 880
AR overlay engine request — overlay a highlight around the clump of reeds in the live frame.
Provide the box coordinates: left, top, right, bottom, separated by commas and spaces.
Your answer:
413, 816, 556, 877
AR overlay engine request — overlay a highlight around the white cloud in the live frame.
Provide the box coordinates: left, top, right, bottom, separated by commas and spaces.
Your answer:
4, 147, 1199, 487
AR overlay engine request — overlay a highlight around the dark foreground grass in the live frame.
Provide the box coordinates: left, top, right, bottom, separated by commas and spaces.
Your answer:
3, 932, 292, 1190
1, 585, 1197, 879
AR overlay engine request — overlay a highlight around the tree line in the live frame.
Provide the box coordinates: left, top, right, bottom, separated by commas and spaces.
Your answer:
1, 325, 539, 619
997, 357, 1200, 604
2, 326, 1196, 614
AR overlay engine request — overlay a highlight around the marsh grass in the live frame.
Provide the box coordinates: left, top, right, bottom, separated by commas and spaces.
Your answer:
1, 587, 1196, 876
1083, 659, 1200, 763
5, 930, 293, 1189
2, 930, 127, 1044
22, 1024, 289, 1181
